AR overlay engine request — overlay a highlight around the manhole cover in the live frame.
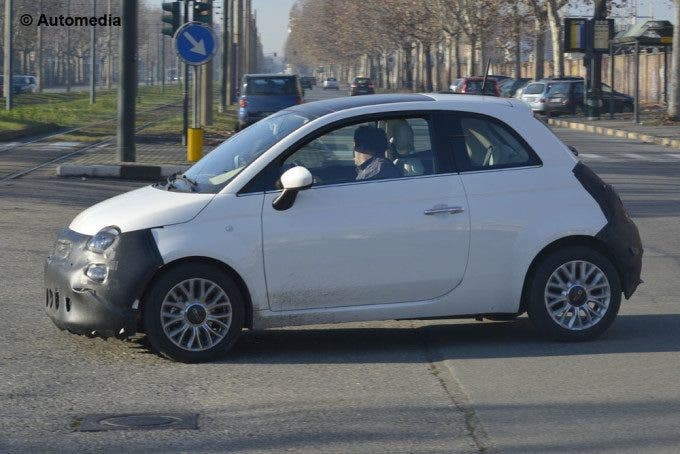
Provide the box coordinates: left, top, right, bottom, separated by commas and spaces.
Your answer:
77, 413, 198, 432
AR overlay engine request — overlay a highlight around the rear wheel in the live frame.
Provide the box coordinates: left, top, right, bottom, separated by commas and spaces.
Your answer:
143, 263, 245, 362
527, 246, 621, 341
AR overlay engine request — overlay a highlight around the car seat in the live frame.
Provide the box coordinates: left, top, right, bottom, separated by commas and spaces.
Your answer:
381, 119, 425, 176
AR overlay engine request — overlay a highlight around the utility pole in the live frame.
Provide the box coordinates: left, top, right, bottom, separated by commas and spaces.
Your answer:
36, 0, 44, 92
117, 0, 137, 162
235, 0, 243, 87
198, 0, 214, 126
107, 0, 113, 89
244, 0, 251, 73
66, 0, 71, 92
3, 0, 13, 110
220, 0, 231, 111
228, 0, 235, 103
587, 0, 608, 119
182, 0, 189, 145
90, 0, 97, 103
160, 34, 165, 91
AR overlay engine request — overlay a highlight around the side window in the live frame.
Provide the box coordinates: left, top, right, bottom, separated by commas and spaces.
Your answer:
458, 116, 539, 170
574, 83, 584, 96
279, 116, 436, 188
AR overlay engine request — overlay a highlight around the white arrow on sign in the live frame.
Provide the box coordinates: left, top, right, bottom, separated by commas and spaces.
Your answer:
183, 31, 207, 56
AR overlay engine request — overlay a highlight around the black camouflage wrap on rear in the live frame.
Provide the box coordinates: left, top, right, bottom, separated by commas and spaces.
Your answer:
573, 161, 643, 298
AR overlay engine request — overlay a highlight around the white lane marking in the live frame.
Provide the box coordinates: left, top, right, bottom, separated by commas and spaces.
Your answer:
579, 153, 605, 160
623, 153, 648, 160
668, 154, 680, 159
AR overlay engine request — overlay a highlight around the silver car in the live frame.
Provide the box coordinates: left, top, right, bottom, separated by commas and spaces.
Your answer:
322, 77, 339, 90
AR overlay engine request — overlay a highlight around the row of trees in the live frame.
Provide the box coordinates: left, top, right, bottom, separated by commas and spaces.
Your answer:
0, 0, 178, 90
286, 0, 572, 88
286, 0, 680, 119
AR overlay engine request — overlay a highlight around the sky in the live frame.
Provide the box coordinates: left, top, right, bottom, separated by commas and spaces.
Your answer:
252, 0, 296, 56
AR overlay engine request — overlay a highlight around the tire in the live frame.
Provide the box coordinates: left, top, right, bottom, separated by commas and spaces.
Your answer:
143, 263, 245, 362
527, 246, 621, 342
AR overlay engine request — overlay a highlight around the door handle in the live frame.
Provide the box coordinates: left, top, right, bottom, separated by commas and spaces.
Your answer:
424, 206, 465, 215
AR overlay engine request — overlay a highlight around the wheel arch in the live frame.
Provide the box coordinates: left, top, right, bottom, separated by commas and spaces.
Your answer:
138, 256, 254, 330
519, 235, 618, 313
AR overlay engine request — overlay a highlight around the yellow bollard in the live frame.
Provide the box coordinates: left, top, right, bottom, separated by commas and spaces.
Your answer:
187, 128, 203, 162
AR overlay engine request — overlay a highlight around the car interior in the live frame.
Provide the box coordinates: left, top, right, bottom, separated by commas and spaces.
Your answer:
461, 117, 531, 168
281, 118, 435, 187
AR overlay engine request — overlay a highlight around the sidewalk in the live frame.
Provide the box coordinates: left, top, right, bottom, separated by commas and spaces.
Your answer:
58, 137, 218, 180
547, 109, 680, 150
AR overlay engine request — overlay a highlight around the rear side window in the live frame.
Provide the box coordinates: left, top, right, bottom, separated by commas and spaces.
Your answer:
457, 116, 541, 171
245, 77, 296, 95
466, 80, 497, 95
523, 83, 545, 95
547, 82, 570, 96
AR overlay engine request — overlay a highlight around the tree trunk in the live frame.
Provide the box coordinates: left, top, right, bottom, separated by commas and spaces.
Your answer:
402, 42, 413, 90
513, 4, 522, 78
467, 35, 477, 77
533, 16, 546, 80
425, 43, 434, 92
478, 38, 486, 75
445, 35, 452, 85
668, 0, 680, 118
415, 41, 422, 91
453, 34, 461, 78
547, 0, 564, 78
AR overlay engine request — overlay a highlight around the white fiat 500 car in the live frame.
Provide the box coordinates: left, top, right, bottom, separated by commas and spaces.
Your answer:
45, 94, 642, 362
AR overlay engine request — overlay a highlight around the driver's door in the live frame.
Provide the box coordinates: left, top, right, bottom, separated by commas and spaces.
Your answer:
259, 115, 470, 311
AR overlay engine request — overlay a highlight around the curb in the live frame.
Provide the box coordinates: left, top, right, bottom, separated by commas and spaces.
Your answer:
547, 119, 680, 150
57, 163, 191, 180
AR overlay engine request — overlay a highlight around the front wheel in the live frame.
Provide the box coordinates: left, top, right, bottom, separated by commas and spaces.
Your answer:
527, 246, 621, 341
143, 263, 245, 362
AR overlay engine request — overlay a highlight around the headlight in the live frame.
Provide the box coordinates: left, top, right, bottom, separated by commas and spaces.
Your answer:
86, 226, 120, 253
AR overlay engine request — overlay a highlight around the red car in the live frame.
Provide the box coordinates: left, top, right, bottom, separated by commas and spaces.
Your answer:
452, 77, 501, 96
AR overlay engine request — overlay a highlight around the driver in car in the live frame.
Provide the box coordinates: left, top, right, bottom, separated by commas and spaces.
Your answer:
353, 125, 402, 181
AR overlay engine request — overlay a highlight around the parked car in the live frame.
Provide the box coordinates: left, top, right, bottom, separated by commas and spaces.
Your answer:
455, 76, 501, 96
349, 77, 375, 96
499, 78, 531, 98
486, 74, 511, 83
520, 79, 634, 115
237, 74, 304, 130
322, 77, 339, 90
13, 75, 37, 93
0, 75, 28, 96
45, 93, 642, 362
449, 78, 464, 93
300, 76, 316, 89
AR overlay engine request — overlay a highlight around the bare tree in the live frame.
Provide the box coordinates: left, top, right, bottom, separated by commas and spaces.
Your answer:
669, 0, 680, 119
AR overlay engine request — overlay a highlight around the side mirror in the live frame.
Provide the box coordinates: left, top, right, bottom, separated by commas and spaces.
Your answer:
569, 146, 579, 157
272, 166, 313, 211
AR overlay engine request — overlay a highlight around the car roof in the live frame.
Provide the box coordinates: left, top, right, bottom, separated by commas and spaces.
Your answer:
245, 74, 296, 78
282, 93, 516, 120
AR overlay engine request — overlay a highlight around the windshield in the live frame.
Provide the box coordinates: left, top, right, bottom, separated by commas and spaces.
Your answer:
181, 112, 309, 193
523, 83, 545, 95
245, 77, 297, 95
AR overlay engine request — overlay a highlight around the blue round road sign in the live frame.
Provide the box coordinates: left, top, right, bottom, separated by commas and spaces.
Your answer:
174, 22, 216, 66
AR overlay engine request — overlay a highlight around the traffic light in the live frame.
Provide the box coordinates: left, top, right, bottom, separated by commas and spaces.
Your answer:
161, 1, 180, 37
193, 1, 212, 25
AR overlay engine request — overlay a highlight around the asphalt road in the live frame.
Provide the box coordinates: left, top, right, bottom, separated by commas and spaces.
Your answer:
0, 88, 678, 453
